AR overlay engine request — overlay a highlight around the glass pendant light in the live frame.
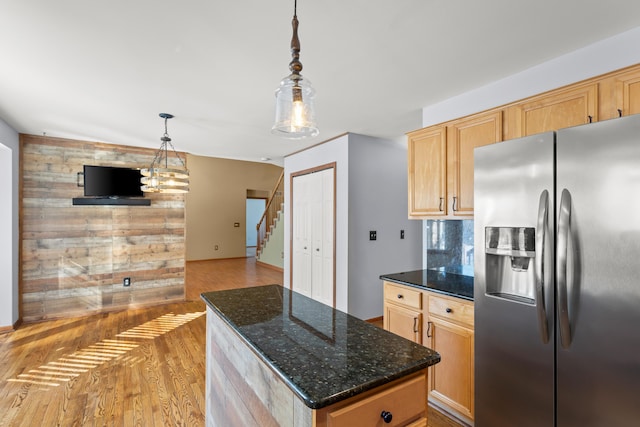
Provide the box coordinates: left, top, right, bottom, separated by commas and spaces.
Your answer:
272, 0, 319, 139
141, 113, 189, 193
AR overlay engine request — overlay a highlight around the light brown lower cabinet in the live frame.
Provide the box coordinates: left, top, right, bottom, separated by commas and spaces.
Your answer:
384, 281, 475, 424
315, 372, 428, 427
385, 303, 423, 344
384, 282, 423, 344
426, 308, 474, 421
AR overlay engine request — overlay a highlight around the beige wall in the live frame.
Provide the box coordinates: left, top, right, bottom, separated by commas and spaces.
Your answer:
186, 154, 282, 261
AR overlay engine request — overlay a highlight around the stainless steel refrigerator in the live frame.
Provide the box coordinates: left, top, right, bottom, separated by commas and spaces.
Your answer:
474, 114, 640, 427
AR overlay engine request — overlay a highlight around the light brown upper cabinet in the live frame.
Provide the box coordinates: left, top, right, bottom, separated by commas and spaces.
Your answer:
408, 111, 501, 219
508, 83, 598, 137
408, 126, 447, 218
598, 66, 640, 119
407, 63, 640, 219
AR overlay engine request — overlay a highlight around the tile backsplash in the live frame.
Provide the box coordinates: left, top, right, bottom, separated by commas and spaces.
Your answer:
425, 220, 474, 273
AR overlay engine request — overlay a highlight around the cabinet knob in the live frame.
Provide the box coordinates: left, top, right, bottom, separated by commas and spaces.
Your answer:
380, 411, 393, 423
446, 307, 453, 313
397, 294, 404, 299
316, 248, 320, 252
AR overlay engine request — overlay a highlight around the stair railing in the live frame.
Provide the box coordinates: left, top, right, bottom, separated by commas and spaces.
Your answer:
256, 170, 284, 255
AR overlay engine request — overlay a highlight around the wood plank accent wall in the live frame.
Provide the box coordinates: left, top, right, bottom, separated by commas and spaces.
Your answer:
20, 134, 186, 322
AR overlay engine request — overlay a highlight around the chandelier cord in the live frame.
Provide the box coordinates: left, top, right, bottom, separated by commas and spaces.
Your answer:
149, 116, 187, 171
166, 137, 187, 169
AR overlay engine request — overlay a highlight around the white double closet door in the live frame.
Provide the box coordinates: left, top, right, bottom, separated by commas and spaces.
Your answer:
291, 167, 335, 307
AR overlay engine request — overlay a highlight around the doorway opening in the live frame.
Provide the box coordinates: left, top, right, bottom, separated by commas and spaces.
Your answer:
246, 198, 266, 258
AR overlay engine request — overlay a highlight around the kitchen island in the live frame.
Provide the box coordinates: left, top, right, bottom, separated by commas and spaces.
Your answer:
201, 284, 440, 427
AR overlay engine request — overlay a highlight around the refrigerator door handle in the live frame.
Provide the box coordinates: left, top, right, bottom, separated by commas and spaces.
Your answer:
557, 188, 572, 349
535, 190, 550, 344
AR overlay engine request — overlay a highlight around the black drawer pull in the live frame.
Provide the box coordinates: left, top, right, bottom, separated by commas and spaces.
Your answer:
381, 410, 393, 423
446, 307, 452, 313
397, 294, 404, 299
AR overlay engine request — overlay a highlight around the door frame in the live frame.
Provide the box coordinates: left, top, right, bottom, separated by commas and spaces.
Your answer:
245, 196, 267, 249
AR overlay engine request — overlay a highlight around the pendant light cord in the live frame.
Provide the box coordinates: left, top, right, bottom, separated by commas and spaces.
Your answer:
289, 0, 302, 75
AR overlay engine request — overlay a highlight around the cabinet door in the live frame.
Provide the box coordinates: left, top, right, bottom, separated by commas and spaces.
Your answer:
427, 317, 474, 420
447, 111, 502, 216
514, 84, 598, 136
613, 67, 640, 117
384, 303, 422, 344
292, 173, 313, 297
310, 168, 335, 307
621, 75, 640, 116
407, 127, 447, 218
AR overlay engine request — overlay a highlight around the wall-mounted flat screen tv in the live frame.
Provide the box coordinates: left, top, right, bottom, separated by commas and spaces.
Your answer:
83, 165, 144, 198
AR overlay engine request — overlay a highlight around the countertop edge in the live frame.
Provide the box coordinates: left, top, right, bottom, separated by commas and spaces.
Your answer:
314, 358, 439, 409
379, 270, 474, 302
380, 275, 474, 301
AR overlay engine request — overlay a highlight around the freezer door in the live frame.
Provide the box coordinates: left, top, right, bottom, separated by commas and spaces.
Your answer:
556, 114, 640, 427
474, 132, 555, 427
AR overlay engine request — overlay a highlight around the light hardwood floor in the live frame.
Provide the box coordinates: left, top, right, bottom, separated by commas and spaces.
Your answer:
0, 257, 464, 427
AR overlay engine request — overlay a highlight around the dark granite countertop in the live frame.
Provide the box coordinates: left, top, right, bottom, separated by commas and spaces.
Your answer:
201, 285, 440, 410
380, 267, 474, 301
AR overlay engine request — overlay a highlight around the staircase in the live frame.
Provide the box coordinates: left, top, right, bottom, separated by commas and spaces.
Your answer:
256, 171, 284, 270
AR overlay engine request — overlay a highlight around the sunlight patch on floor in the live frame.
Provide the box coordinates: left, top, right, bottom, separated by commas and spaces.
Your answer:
6, 311, 205, 389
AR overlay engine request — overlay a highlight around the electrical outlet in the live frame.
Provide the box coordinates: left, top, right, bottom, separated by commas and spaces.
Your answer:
400, 230, 405, 239
369, 230, 377, 241
123, 277, 131, 287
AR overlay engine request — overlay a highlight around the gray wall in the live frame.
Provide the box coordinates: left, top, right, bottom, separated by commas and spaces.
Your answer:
0, 117, 19, 328
284, 133, 422, 320
347, 134, 422, 319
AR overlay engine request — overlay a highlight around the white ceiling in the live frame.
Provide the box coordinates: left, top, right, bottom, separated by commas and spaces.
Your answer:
1, 1, 640, 165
